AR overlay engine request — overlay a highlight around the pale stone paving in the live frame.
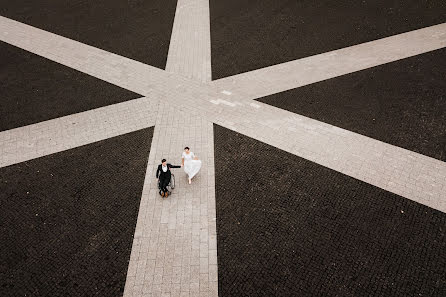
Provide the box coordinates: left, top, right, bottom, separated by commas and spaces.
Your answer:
210, 23, 446, 101
0, 96, 158, 168
1, 15, 445, 213
1, 4, 446, 296
160, 90, 446, 212
166, 0, 212, 83
124, 0, 217, 295
123, 103, 217, 297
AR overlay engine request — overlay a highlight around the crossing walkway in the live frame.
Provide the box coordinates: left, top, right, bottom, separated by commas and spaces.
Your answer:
1, 14, 445, 212
1, 3, 446, 295
123, 0, 217, 295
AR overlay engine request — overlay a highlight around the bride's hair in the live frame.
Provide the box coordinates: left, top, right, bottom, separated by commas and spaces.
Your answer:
184, 147, 190, 150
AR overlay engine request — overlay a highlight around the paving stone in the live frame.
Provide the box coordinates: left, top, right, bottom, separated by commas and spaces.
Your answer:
0, 128, 153, 296
123, 106, 218, 297
0, 0, 177, 69
1, 15, 444, 214
1, 2, 445, 296
166, 0, 212, 82
214, 124, 446, 296
209, 0, 446, 78
0, 96, 158, 168
0, 42, 140, 131
257, 48, 446, 161
210, 23, 446, 104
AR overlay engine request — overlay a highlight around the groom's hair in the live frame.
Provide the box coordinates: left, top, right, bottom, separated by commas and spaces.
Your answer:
184, 146, 190, 150
161, 159, 166, 163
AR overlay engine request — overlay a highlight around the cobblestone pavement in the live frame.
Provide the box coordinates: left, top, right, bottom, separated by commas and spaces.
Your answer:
214, 125, 446, 297
124, 104, 218, 297
1, 128, 153, 296
0, 1, 445, 296
0, 97, 158, 168
209, 0, 446, 79
1, 15, 445, 212
124, 3, 217, 293
210, 23, 446, 101
0, 0, 178, 69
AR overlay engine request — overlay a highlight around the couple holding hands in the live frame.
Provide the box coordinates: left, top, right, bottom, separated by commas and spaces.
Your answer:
156, 147, 202, 197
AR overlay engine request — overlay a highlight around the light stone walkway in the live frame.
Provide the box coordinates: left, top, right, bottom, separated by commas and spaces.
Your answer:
166, 0, 212, 83
1, 8, 446, 296
0, 97, 158, 168
211, 23, 446, 101
123, 103, 217, 297
1, 15, 445, 213
124, 0, 217, 295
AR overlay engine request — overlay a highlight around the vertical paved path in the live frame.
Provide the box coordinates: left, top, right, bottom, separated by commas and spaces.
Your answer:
124, 0, 217, 296
166, 0, 212, 83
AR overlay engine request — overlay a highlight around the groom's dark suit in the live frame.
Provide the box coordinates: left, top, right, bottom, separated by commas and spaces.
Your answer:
156, 163, 180, 193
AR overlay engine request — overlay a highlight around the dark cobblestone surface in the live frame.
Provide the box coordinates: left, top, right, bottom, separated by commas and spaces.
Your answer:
0, 42, 141, 132
214, 125, 446, 297
210, 0, 446, 79
0, 128, 153, 296
1, 0, 177, 70
257, 48, 446, 161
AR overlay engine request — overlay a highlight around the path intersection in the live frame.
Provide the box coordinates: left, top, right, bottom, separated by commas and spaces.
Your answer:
1, 1, 445, 296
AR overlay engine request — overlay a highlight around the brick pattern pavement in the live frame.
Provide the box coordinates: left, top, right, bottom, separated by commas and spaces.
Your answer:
0, 128, 153, 297
0, 97, 157, 168
209, 0, 446, 80
1, 15, 445, 213
124, 0, 218, 295
214, 124, 446, 296
123, 103, 218, 297
166, 0, 212, 83
1, 7, 446, 296
210, 23, 446, 101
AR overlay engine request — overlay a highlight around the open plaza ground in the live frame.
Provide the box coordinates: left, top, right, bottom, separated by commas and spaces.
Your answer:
1, 1, 445, 296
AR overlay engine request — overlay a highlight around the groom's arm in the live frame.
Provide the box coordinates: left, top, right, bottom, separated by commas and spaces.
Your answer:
155, 166, 160, 178
169, 164, 181, 169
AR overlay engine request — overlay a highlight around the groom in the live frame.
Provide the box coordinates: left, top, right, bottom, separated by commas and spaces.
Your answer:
156, 159, 181, 197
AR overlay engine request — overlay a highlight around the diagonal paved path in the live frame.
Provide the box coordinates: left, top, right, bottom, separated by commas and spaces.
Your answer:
0, 97, 158, 168
124, 0, 218, 295
210, 23, 446, 101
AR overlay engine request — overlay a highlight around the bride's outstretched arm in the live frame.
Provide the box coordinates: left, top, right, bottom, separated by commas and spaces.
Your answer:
181, 158, 184, 166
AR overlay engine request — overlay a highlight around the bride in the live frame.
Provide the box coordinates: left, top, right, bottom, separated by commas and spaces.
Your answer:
182, 146, 202, 184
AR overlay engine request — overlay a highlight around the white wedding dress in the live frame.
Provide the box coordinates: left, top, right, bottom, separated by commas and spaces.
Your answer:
182, 151, 202, 179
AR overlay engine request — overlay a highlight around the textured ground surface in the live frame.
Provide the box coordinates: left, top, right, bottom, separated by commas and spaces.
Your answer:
257, 48, 446, 161
0, 42, 141, 131
214, 125, 446, 297
0, 128, 153, 296
210, 0, 446, 79
1, 1, 446, 296
0, 0, 177, 69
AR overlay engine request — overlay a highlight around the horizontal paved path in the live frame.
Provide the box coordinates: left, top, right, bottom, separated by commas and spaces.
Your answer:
1, 16, 445, 214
